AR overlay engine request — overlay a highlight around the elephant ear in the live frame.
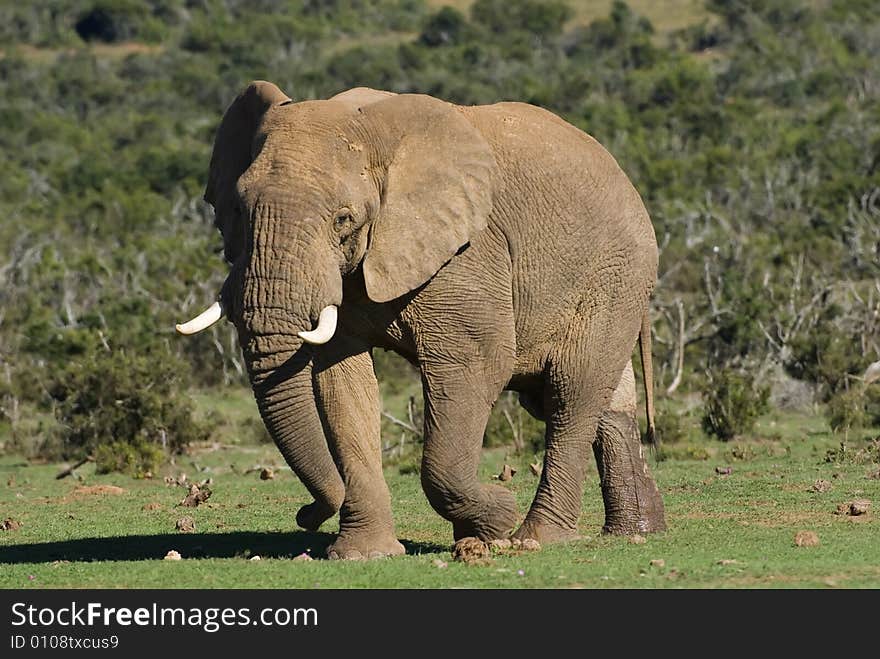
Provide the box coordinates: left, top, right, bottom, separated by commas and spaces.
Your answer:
361, 94, 497, 303
205, 81, 291, 252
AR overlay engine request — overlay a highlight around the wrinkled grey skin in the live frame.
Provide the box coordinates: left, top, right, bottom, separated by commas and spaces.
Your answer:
200, 81, 665, 558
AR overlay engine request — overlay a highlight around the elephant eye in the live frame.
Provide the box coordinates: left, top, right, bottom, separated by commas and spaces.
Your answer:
333, 210, 353, 231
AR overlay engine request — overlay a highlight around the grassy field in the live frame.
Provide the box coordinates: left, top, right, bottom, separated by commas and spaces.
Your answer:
2, 404, 878, 589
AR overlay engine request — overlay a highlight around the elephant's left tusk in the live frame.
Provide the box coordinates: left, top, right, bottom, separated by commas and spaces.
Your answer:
176, 301, 223, 335
298, 305, 338, 345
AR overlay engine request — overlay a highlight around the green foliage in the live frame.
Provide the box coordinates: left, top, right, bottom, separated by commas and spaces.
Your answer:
653, 407, 689, 445
825, 388, 867, 435
94, 439, 164, 477
1, 0, 879, 458
701, 371, 770, 441
46, 345, 210, 468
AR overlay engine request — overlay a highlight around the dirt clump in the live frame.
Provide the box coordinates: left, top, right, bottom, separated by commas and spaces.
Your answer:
809, 479, 832, 493
142, 502, 162, 511
452, 537, 492, 565
179, 483, 212, 507
259, 468, 275, 481
73, 485, 125, 496
649, 559, 665, 568
1, 518, 22, 531
529, 461, 542, 476
497, 464, 516, 481
835, 499, 871, 516
628, 534, 647, 545
175, 516, 196, 533
489, 538, 512, 552
849, 499, 871, 516
520, 538, 541, 552
794, 530, 820, 547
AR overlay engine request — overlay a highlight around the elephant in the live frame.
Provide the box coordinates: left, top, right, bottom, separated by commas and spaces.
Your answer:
176, 81, 666, 559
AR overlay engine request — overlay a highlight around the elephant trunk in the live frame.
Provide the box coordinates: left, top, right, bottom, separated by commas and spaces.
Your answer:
246, 337, 345, 530
233, 207, 346, 530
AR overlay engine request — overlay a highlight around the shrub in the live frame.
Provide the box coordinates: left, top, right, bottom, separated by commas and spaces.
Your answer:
94, 440, 164, 478
653, 407, 689, 445
701, 371, 770, 441
47, 345, 210, 471
826, 387, 872, 434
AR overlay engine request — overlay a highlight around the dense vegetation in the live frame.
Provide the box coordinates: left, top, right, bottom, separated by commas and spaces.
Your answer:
1, 0, 878, 470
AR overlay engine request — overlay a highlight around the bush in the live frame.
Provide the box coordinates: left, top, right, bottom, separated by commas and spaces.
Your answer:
825, 387, 880, 434
653, 407, 689, 444
701, 371, 770, 441
47, 345, 210, 472
94, 440, 164, 478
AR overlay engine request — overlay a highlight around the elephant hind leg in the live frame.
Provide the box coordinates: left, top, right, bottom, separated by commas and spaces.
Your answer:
513, 311, 629, 544
594, 362, 666, 535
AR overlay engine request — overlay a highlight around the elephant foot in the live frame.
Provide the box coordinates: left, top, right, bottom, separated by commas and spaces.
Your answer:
595, 410, 667, 536
326, 533, 405, 560
602, 498, 667, 536
512, 516, 579, 545
449, 485, 519, 542
296, 500, 339, 532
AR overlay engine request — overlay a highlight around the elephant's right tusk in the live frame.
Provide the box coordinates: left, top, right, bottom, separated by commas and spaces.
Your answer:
176, 301, 223, 335
298, 305, 338, 345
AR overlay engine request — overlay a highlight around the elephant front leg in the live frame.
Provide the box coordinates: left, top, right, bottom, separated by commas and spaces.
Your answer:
313, 338, 404, 559
593, 363, 666, 535
420, 366, 519, 542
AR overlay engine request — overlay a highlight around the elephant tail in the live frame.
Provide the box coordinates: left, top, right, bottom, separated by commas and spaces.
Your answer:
638, 308, 657, 447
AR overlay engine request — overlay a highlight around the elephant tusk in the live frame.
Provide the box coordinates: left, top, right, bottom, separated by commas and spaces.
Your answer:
176, 301, 223, 335
298, 305, 338, 345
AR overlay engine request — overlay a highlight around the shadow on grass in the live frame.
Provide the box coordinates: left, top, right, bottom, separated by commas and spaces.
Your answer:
0, 532, 447, 564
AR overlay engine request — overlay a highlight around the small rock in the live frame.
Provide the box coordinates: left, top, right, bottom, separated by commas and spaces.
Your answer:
1, 518, 22, 531
452, 537, 491, 564
521, 538, 542, 552
628, 534, 647, 545
249, 555, 262, 561
810, 479, 832, 493
717, 559, 739, 566
498, 464, 517, 482
529, 461, 542, 476
164, 550, 182, 561
834, 502, 850, 515
489, 538, 512, 551
849, 499, 871, 516
794, 530, 820, 547
260, 468, 275, 481
432, 559, 448, 568
175, 516, 195, 533
649, 559, 665, 568
715, 466, 732, 476
292, 552, 313, 562
142, 502, 162, 511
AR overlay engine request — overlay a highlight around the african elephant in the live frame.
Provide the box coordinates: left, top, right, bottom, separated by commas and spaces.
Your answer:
177, 81, 665, 558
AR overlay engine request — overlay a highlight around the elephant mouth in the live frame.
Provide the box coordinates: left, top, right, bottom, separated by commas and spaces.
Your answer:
176, 297, 338, 345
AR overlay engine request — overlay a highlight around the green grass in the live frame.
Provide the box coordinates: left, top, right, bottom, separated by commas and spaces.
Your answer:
1, 409, 878, 588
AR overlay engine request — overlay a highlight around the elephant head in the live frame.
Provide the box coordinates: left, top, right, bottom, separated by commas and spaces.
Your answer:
177, 81, 497, 529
